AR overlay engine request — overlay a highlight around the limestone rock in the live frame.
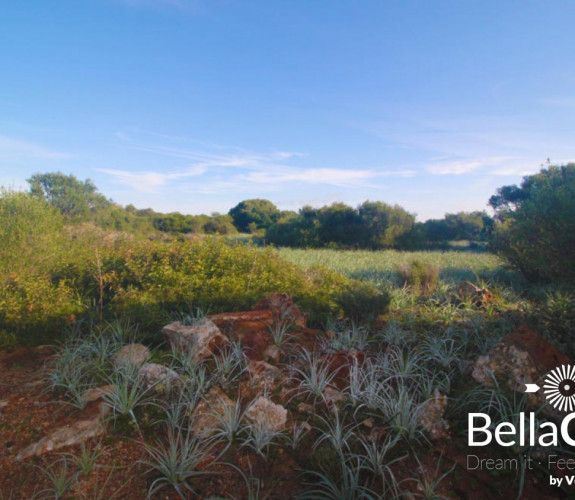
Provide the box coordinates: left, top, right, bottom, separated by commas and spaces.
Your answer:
472, 325, 571, 419
81, 385, 115, 403
138, 363, 179, 391
163, 319, 229, 360
263, 344, 281, 364
252, 293, 307, 329
418, 389, 450, 441
323, 386, 347, 406
247, 360, 282, 393
191, 387, 234, 437
16, 417, 104, 460
113, 343, 150, 368
245, 396, 287, 432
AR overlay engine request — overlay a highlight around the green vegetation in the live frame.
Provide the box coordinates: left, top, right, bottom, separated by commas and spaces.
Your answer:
277, 248, 511, 288
2, 167, 575, 498
229, 198, 281, 234
489, 163, 575, 283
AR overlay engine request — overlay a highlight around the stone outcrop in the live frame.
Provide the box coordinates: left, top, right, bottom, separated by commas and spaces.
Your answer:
163, 319, 229, 360
419, 389, 450, 441
472, 325, 571, 418
245, 396, 287, 432
113, 343, 150, 368
138, 363, 179, 391
252, 293, 307, 329
81, 385, 115, 404
191, 387, 235, 437
16, 417, 104, 460
247, 360, 282, 393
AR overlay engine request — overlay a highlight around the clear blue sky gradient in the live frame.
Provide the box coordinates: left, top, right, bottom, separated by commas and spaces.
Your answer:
1, 1, 574, 220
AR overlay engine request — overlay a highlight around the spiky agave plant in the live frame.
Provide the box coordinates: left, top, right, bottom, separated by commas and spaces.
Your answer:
140, 427, 217, 499
290, 348, 338, 405
101, 362, 155, 435
298, 456, 379, 500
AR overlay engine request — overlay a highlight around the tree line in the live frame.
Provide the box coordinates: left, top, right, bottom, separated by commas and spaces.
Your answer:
23, 172, 492, 250
16, 164, 575, 284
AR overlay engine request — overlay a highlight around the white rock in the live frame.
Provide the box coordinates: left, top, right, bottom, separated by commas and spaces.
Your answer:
191, 387, 235, 437
245, 396, 287, 432
163, 320, 229, 360
16, 418, 104, 460
113, 343, 150, 368
138, 363, 178, 391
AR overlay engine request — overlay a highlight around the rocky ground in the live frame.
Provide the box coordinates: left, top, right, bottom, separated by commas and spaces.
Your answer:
0, 294, 568, 499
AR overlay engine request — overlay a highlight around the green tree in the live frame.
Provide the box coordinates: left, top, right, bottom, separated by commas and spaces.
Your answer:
317, 202, 362, 247
358, 201, 415, 248
489, 163, 575, 282
0, 189, 64, 275
28, 172, 111, 218
228, 199, 280, 233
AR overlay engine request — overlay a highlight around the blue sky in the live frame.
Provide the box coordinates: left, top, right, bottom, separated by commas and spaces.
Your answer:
1, 1, 574, 220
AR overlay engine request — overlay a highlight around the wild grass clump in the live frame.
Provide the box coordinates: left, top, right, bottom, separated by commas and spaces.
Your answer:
396, 260, 439, 296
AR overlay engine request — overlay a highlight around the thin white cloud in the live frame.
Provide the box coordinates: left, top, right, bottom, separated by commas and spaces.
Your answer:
427, 160, 484, 175
97, 165, 207, 193
426, 156, 520, 176
101, 131, 414, 194
240, 168, 414, 187
0, 134, 70, 162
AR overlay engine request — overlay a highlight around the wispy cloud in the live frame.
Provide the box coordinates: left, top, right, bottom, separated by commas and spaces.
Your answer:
426, 156, 521, 176
99, 130, 413, 194
0, 134, 70, 162
97, 165, 207, 193
240, 168, 414, 187
363, 114, 560, 180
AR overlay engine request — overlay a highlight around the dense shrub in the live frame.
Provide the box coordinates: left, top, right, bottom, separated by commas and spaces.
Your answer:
335, 281, 391, 322
0, 203, 363, 344
489, 164, 575, 283
396, 260, 439, 296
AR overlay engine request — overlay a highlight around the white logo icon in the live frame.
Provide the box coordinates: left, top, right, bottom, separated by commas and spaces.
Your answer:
543, 365, 575, 412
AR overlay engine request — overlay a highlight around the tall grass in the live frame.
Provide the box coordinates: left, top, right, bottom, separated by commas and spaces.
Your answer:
278, 248, 518, 288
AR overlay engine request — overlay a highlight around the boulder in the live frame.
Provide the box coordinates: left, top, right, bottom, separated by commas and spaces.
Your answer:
163, 319, 229, 361
81, 385, 115, 404
323, 386, 347, 406
191, 387, 235, 437
16, 417, 104, 460
263, 344, 281, 364
138, 363, 179, 391
247, 360, 282, 393
472, 325, 571, 418
419, 389, 450, 441
210, 308, 322, 361
113, 343, 150, 368
245, 396, 287, 432
252, 293, 307, 329
210, 310, 274, 360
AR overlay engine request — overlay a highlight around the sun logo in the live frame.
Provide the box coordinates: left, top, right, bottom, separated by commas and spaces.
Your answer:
543, 365, 575, 412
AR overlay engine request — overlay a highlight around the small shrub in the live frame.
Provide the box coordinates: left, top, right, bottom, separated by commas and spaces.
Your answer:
397, 260, 439, 296
335, 281, 390, 322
